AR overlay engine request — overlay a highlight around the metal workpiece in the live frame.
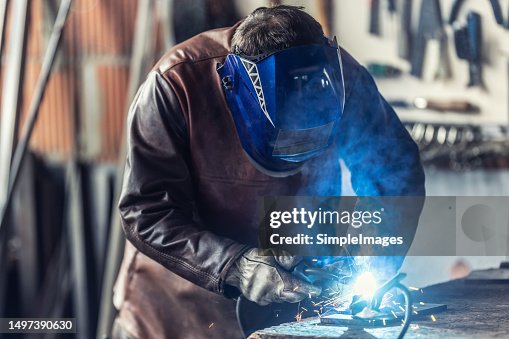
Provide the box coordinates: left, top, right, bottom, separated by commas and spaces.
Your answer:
250, 272, 509, 338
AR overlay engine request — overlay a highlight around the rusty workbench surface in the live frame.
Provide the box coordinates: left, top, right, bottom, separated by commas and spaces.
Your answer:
249, 270, 509, 338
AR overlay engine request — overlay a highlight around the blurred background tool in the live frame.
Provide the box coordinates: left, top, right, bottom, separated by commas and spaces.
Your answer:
448, 0, 506, 29
369, 0, 381, 36
367, 62, 402, 78
410, 0, 445, 78
387, 0, 396, 16
453, 11, 484, 87
316, 0, 334, 38
397, 0, 413, 61
389, 98, 480, 114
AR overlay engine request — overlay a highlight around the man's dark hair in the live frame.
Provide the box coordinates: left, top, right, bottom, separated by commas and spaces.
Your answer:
231, 5, 324, 56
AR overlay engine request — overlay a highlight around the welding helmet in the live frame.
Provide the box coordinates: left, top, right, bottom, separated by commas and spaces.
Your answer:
217, 37, 345, 173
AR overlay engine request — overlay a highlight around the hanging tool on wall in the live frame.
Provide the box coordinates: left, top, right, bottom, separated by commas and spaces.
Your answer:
387, 0, 397, 16
453, 11, 484, 87
507, 1, 509, 29
389, 97, 480, 114
448, 0, 506, 29
316, 0, 334, 38
367, 62, 402, 78
369, 0, 381, 36
410, 0, 446, 78
397, 0, 413, 61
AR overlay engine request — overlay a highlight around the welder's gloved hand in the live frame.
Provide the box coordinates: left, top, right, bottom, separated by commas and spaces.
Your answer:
225, 248, 322, 306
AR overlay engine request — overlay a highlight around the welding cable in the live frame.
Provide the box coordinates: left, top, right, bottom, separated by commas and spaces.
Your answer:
236, 296, 250, 339
369, 274, 412, 338
394, 282, 412, 339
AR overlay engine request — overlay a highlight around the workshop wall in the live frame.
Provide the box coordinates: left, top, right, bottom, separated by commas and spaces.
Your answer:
236, 0, 509, 125
0, 0, 137, 162
333, 0, 509, 126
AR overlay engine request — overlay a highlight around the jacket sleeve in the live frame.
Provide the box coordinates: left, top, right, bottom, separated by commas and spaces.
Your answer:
337, 67, 425, 274
337, 66, 425, 197
118, 71, 249, 294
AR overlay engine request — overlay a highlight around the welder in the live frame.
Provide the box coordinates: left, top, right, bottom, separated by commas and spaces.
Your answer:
111, 5, 425, 339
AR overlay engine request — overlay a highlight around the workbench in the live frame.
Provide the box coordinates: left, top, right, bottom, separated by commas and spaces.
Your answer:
249, 269, 509, 338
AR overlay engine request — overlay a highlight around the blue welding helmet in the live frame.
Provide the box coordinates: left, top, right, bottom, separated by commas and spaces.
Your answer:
217, 37, 345, 173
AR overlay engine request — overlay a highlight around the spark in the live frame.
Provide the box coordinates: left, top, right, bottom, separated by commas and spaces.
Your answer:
322, 295, 345, 307
295, 302, 302, 322
398, 306, 406, 313
431, 314, 437, 322
293, 286, 299, 291
312, 258, 318, 262
301, 307, 308, 312
319, 307, 335, 318
353, 272, 377, 300
411, 324, 420, 331
391, 310, 397, 318
382, 319, 386, 326
419, 302, 425, 305
409, 286, 420, 291
208, 323, 214, 328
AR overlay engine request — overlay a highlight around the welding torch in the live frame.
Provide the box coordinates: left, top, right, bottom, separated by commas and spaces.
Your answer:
292, 262, 342, 285
351, 273, 412, 339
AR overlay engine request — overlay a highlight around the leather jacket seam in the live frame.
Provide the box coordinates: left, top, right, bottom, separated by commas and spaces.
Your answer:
197, 173, 270, 183
132, 233, 221, 287
197, 174, 274, 187
218, 244, 251, 294
158, 54, 228, 74
151, 71, 190, 146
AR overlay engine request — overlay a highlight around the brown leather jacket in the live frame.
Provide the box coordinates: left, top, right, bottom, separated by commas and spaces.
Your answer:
113, 24, 425, 339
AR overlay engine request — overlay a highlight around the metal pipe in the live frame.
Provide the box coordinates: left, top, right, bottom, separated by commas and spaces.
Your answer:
0, 0, 73, 235
0, 0, 28, 216
0, 0, 9, 64
96, 1, 156, 337
0, 0, 28, 318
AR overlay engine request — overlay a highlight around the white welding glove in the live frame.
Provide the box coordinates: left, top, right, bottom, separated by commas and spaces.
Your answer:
225, 248, 322, 306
